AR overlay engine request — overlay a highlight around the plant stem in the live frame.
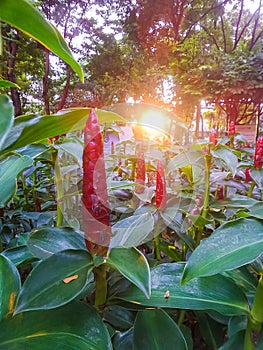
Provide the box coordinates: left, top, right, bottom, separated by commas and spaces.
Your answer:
94, 264, 107, 310
52, 150, 64, 227
196, 148, 211, 245
154, 235, 161, 260
247, 181, 256, 198
177, 310, 185, 327
244, 275, 263, 350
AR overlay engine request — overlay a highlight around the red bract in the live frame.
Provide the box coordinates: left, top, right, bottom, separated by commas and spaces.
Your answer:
135, 144, 146, 194
245, 167, 251, 183
228, 121, 235, 136
209, 130, 217, 145
254, 136, 263, 170
82, 109, 111, 255
156, 160, 167, 210
217, 186, 224, 200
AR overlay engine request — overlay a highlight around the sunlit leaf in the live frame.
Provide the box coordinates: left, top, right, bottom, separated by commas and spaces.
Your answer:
181, 218, 263, 284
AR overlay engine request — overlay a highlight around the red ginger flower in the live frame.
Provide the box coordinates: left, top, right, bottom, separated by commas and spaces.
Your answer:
156, 160, 167, 210
82, 109, 111, 255
209, 130, 217, 145
254, 136, 263, 170
228, 121, 235, 136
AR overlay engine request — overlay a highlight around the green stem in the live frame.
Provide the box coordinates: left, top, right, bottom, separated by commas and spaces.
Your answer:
177, 310, 185, 327
247, 181, 256, 198
94, 265, 107, 310
21, 174, 29, 208
196, 148, 211, 246
244, 276, 263, 349
154, 235, 161, 260
53, 150, 64, 227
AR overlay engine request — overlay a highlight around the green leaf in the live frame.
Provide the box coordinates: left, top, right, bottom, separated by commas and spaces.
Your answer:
1, 109, 126, 155
14, 249, 93, 314
0, 79, 19, 89
250, 168, 263, 189
0, 0, 83, 81
210, 195, 258, 210
114, 263, 249, 316
247, 202, 263, 220
110, 212, 155, 248
181, 218, 263, 284
57, 139, 83, 165
27, 227, 86, 260
0, 155, 33, 207
0, 301, 112, 350
168, 150, 205, 173
2, 246, 36, 267
133, 309, 188, 350
212, 147, 238, 175
107, 247, 151, 298
103, 305, 135, 331
112, 328, 133, 350
0, 95, 14, 150
0, 255, 21, 321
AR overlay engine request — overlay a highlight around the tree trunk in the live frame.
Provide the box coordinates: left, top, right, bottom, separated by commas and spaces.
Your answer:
56, 64, 71, 112
195, 101, 201, 139
43, 49, 50, 115
6, 30, 22, 117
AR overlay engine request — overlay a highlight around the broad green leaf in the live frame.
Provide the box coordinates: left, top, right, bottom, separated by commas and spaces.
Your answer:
14, 249, 93, 314
0, 79, 19, 89
2, 246, 36, 267
112, 328, 133, 350
0, 155, 33, 207
1, 109, 126, 155
27, 227, 86, 260
182, 218, 263, 284
114, 263, 249, 316
250, 168, 263, 189
212, 147, 238, 175
218, 331, 244, 350
0, 0, 83, 81
168, 150, 205, 173
107, 247, 151, 298
110, 212, 155, 248
103, 305, 135, 331
247, 202, 263, 220
133, 309, 188, 350
57, 139, 83, 166
17, 144, 49, 159
210, 195, 258, 210
195, 312, 225, 350
0, 95, 14, 150
0, 301, 112, 350
0, 255, 21, 321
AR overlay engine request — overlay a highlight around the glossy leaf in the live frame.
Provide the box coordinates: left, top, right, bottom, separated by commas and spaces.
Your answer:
0, 155, 33, 207
14, 249, 93, 314
168, 150, 205, 173
210, 195, 258, 210
0, 301, 112, 350
27, 227, 86, 260
107, 247, 151, 298
250, 168, 263, 189
133, 309, 188, 350
0, 0, 83, 81
1, 109, 126, 155
196, 312, 225, 350
182, 218, 263, 284
212, 147, 238, 175
247, 202, 263, 220
0, 255, 21, 321
103, 305, 135, 331
2, 246, 36, 267
113, 328, 133, 350
114, 263, 249, 316
0, 95, 14, 150
110, 212, 155, 248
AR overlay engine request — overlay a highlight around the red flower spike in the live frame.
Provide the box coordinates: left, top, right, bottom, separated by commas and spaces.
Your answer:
82, 109, 111, 255
228, 121, 235, 136
245, 167, 251, 182
209, 130, 217, 145
254, 136, 263, 170
156, 160, 167, 210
